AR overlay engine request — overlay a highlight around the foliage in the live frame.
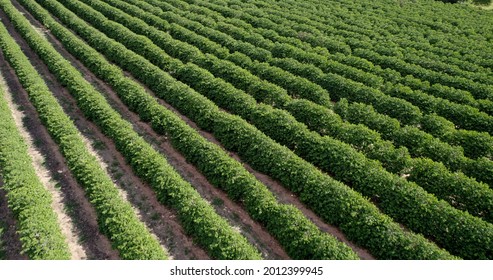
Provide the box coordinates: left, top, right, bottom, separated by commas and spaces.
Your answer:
32, 0, 459, 259
23, 0, 358, 260
6, 0, 493, 260
0, 64, 70, 259
0, 0, 169, 260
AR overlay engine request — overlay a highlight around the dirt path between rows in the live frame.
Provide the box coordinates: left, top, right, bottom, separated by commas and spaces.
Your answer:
0, 11, 119, 260
0, 66, 26, 260
0, 68, 88, 260
10, 0, 213, 260
12, 0, 292, 259
13, 0, 373, 259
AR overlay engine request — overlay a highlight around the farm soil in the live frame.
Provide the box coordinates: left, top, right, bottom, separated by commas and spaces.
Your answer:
8, 0, 374, 260
0, 70, 87, 259
18, 0, 291, 259
0, 10, 119, 260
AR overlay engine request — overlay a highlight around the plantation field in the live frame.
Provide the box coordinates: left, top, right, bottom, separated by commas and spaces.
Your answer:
0, 0, 492, 260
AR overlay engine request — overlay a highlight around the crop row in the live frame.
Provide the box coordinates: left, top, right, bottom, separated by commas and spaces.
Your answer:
258, 1, 492, 80
0, 47, 70, 259
137, 0, 493, 185
196, 0, 493, 185
182, 0, 493, 135
0, 0, 168, 259
328, 0, 493, 66
92, 0, 493, 219
218, 7, 493, 116
52, 0, 493, 259
210, 6, 493, 117
150, 0, 424, 126
320, 0, 491, 65
234, 4, 493, 116
142, 0, 493, 162
4, 0, 266, 260
247, 0, 493, 105
106, 0, 333, 109
21, 0, 362, 260
248, 0, 493, 75
34, 0, 457, 259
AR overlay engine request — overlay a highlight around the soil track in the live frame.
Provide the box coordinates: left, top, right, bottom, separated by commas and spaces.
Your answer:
0, 10, 118, 260
9, 0, 374, 259
1, 68, 88, 260
12, 0, 290, 259
36, 0, 374, 259
22, 4, 287, 259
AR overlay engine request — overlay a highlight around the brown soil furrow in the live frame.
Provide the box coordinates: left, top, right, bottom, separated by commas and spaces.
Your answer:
121, 55, 374, 258
13, 0, 372, 259
117, 48, 374, 258
0, 13, 118, 260
156, 97, 374, 260
0, 69, 87, 259
10, 0, 212, 260
12, 0, 292, 259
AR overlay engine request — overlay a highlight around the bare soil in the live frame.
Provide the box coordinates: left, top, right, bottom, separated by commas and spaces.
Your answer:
12, 0, 291, 259
0, 13, 118, 260
10, 1, 211, 260
10, 0, 374, 260
0, 70, 88, 260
